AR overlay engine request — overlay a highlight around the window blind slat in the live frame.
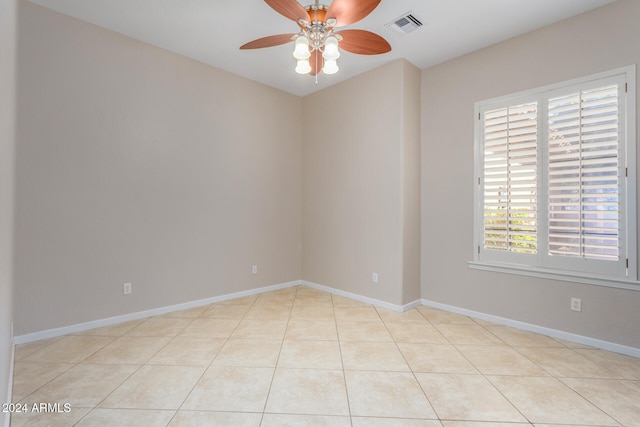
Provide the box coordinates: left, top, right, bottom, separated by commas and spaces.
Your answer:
547, 84, 619, 260
483, 102, 538, 254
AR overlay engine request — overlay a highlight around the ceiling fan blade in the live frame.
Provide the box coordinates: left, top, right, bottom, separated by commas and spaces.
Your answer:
326, 0, 381, 26
240, 33, 296, 50
264, 0, 309, 23
337, 29, 391, 55
309, 49, 323, 76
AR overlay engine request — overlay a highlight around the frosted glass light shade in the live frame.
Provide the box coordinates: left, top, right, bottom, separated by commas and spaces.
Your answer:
322, 36, 340, 60
293, 36, 311, 60
323, 58, 338, 74
295, 58, 312, 74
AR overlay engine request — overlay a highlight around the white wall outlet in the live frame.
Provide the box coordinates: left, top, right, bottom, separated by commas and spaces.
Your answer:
123, 282, 132, 295
252, 265, 258, 275
372, 272, 379, 283
570, 297, 582, 312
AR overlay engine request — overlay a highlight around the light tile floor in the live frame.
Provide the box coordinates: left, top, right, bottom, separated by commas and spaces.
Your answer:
9, 285, 640, 426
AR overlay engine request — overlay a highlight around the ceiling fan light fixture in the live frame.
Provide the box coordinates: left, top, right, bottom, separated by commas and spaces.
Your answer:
322, 35, 340, 60
322, 58, 339, 74
293, 35, 311, 59
295, 58, 312, 74
241, 0, 390, 79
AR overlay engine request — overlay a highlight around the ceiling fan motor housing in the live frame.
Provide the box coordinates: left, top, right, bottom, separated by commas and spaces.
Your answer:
300, 4, 335, 51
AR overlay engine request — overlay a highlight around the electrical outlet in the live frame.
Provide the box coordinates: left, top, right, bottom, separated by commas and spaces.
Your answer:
372, 272, 379, 283
252, 265, 258, 275
123, 282, 132, 295
570, 297, 581, 312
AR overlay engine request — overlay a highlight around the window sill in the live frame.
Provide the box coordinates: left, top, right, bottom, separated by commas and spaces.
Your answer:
468, 260, 640, 292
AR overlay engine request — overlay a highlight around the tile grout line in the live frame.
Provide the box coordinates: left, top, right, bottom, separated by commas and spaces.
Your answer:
331, 293, 354, 427
384, 305, 448, 423
17, 331, 143, 426
72, 334, 163, 425
257, 285, 297, 426
451, 319, 623, 426
446, 318, 536, 425
554, 376, 628, 427
77, 314, 203, 425
166, 295, 258, 426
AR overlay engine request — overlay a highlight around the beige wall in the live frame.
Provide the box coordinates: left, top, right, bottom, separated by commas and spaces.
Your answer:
302, 59, 420, 306
421, 0, 640, 348
14, 2, 302, 335
0, 0, 16, 420
402, 62, 422, 304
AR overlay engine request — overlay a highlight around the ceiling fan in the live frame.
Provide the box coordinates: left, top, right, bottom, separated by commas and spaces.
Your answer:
240, 0, 391, 76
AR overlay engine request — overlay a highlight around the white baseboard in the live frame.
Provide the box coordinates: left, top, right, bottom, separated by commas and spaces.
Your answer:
12, 279, 639, 358
13, 280, 301, 345
421, 299, 640, 359
13, 280, 421, 345
301, 280, 422, 312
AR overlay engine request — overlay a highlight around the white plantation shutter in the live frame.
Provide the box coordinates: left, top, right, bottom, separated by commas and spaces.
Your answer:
483, 102, 538, 254
547, 85, 619, 261
474, 66, 636, 284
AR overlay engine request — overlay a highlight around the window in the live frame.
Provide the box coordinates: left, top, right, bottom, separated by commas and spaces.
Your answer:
472, 66, 637, 289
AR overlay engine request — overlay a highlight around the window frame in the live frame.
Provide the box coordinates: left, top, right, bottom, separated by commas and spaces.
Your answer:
470, 65, 638, 291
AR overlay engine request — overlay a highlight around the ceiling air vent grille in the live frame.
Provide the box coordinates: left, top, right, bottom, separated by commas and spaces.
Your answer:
387, 12, 423, 35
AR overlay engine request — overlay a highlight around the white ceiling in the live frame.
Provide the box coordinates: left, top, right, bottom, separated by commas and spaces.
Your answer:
30, 0, 616, 96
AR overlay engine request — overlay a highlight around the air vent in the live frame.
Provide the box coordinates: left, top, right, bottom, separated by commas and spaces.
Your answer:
386, 12, 423, 35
